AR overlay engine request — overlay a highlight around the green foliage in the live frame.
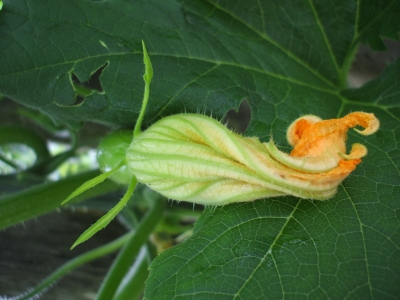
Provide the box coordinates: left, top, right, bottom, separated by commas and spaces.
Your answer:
0, 169, 121, 230
63, 41, 153, 249
0, 0, 399, 299
18, 230, 135, 300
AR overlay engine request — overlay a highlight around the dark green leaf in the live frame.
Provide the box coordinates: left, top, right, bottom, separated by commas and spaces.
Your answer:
145, 70, 400, 297
2, 0, 388, 126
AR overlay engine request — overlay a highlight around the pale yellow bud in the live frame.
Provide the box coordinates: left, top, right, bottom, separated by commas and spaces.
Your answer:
126, 112, 379, 205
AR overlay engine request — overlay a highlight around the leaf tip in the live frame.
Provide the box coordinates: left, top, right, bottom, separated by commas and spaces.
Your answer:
142, 40, 153, 83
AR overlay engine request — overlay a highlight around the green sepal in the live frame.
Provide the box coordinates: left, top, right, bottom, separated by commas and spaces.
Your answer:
142, 40, 153, 85
62, 160, 125, 205
70, 176, 138, 249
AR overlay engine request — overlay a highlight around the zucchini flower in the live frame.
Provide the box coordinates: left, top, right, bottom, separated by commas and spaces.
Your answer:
127, 112, 379, 205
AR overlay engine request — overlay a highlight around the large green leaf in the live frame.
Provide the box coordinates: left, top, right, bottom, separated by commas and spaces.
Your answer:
1, 0, 399, 299
2, 0, 396, 128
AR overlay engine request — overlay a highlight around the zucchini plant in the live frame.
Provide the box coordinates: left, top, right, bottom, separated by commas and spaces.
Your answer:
0, 1, 399, 299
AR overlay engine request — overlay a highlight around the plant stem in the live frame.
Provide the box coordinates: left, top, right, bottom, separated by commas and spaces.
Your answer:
17, 231, 134, 300
96, 198, 164, 300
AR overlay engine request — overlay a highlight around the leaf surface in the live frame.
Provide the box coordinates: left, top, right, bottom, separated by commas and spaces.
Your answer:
0, 0, 399, 299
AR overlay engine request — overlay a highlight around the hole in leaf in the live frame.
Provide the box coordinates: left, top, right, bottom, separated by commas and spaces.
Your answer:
349, 39, 400, 87
73, 95, 85, 106
70, 63, 108, 105
71, 63, 107, 94
223, 99, 251, 134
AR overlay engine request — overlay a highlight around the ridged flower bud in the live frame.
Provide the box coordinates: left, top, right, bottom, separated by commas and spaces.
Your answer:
126, 112, 379, 205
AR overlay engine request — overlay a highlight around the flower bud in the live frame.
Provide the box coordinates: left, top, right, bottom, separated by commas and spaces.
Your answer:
97, 130, 133, 185
126, 112, 379, 205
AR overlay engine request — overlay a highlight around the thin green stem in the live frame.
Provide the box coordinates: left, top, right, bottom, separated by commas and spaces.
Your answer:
96, 199, 164, 300
17, 231, 134, 300
133, 41, 153, 138
133, 78, 150, 138
113, 245, 151, 300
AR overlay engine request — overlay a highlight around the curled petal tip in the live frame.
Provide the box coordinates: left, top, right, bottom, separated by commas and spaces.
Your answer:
353, 114, 380, 135
339, 143, 368, 160
286, 114, 322, 146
